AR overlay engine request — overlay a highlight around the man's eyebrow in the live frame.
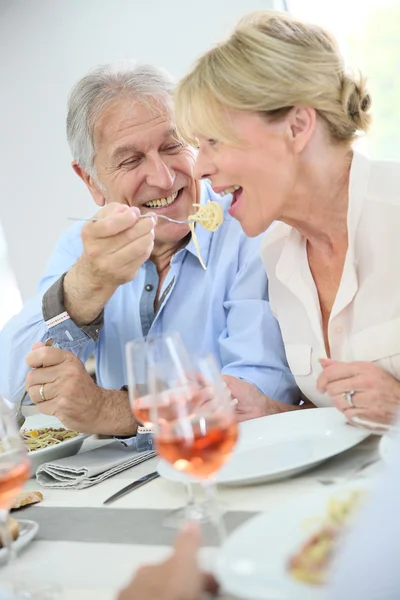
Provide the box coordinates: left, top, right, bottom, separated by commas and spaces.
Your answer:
110, 128, 180, 162
111, 144, 140, 163
164, 127, 180, 140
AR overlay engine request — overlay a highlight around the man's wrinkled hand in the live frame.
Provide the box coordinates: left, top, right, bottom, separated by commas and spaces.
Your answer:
25, 343, 109, 433
222, 375, 268, 422
79, 202, 156, 288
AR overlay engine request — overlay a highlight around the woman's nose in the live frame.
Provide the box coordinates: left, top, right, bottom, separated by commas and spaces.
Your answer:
193, 149, 215, 180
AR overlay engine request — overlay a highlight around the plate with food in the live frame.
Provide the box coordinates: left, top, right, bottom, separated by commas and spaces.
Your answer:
0, 516, 39, 564
21, 414, 89, 476
157, 408, 370, 486
217, 481, 371, 600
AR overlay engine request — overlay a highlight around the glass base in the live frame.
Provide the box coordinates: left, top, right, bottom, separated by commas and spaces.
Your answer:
162, 499, 227, 529
12, 583, 62, 599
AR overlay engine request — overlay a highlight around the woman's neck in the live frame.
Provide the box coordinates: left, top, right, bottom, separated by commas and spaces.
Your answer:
282, 146, 353, 254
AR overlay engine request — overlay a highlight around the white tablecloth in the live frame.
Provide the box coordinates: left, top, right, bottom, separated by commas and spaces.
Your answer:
1, 435, 381, 600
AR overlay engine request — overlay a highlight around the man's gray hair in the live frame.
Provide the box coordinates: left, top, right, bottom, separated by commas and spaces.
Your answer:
66, 61, 175, 175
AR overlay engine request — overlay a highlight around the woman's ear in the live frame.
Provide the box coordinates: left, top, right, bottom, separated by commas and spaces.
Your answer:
287, 106, 316, 154
72, 161, 106, 207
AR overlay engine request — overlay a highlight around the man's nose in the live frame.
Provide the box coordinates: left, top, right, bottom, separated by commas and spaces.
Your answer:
146, 155, 175, 190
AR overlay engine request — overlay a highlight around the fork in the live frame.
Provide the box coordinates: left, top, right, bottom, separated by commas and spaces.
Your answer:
68, 214, 206, 225
317, 457, 380, 486
15, 338, 54, 429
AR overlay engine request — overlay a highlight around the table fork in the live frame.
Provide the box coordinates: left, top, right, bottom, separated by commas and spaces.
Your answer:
317, 456, 380, 486
15, 338, 53, 429
68, 214, 206, 225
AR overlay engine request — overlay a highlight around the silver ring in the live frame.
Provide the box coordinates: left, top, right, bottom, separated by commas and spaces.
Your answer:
39, 384, 46, 402
342, 389, 356, 408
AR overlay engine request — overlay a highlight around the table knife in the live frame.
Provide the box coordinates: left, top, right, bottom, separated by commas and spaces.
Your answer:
103, 471, 160, 505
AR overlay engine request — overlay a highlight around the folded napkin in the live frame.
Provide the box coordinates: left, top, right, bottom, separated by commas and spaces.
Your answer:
36, 442, 155, 489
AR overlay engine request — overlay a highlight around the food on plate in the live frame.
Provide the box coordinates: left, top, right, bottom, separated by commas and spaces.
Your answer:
21, 427, 79, 452
0, 516, 19, 548
288, 490, 366, 585
188, 202, 224, 270
11, 490, 43, 510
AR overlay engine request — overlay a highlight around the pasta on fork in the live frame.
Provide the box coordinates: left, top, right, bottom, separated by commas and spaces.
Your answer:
188, 201, 224, 269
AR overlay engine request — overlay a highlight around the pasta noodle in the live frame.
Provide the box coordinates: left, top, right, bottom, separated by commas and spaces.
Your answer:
288, 490, 366, 585
189, 201, 224, 232
21, 427, 79, 452
189, 221, 206, 270
188, 201, 224, 270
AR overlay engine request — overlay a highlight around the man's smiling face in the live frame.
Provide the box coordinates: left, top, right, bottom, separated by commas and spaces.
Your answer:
90, 96, 199, 245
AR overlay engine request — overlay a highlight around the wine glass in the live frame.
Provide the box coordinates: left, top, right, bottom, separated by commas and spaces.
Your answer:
0, 395, 30, 563
126, 335, 193, 429
149, 351, 239, 542
125, 336, 155, 449
126, 333, 207, 524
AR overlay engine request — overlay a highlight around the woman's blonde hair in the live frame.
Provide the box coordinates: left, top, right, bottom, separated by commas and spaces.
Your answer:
175, 10, 372, 146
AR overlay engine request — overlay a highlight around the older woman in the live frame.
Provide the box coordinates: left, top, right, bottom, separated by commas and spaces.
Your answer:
174, 10, 400, 429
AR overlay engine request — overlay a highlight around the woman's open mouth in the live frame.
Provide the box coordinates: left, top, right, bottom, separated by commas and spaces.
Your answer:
228, 186, 243, 217
231, 186, 243, 206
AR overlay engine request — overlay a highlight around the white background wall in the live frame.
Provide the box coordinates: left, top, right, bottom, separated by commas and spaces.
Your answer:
0, 0, 281, 302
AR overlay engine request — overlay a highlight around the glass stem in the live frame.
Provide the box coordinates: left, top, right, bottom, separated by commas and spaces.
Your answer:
185, 483, 196, 517
202, 480, 227, 544
186, 483, 195, 505
0, 508, 16, 564
185, 484, 204, 522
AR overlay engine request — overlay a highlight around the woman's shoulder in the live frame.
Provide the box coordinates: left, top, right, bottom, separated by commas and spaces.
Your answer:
354, 151, 400, 206
367, 156, 400, 207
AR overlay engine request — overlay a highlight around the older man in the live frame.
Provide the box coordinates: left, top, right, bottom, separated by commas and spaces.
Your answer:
0, 62, 299, 435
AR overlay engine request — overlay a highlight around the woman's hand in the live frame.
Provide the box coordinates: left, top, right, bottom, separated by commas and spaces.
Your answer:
317, 359, 400, 425
117, 522, 218, 600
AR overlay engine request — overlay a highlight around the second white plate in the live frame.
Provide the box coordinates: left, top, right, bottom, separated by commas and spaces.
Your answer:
379, 431, 400, 463
217, 480, 371, 600
157, 408, 370, 486
0, 519, 39, 565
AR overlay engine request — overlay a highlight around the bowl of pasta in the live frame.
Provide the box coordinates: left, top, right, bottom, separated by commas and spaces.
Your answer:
20, 413, 89, 476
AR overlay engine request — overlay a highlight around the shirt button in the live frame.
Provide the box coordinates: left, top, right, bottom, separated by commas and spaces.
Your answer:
145, 284, 154, 292
335, 326, 343, 334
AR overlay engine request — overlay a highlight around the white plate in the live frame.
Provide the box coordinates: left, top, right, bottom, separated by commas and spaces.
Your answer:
0, 519, 39, 565
22, 413, 89, 476
379, 432, 399, 463
157, 408, 369, 486
217, 480, 371, 600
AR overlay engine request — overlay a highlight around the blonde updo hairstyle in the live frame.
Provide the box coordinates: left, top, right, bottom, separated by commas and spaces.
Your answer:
175, 10, 372, 147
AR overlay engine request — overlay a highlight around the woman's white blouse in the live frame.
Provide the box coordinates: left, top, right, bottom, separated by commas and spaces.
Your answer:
260, 152, 400, 406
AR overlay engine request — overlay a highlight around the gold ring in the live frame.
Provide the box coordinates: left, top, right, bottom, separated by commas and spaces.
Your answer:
39, 384, 46, 402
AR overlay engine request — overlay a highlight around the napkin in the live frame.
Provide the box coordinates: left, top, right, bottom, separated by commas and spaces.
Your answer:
36, 442, 155, 489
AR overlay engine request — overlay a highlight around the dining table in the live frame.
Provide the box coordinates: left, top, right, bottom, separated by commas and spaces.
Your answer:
1, 433, 382, 600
